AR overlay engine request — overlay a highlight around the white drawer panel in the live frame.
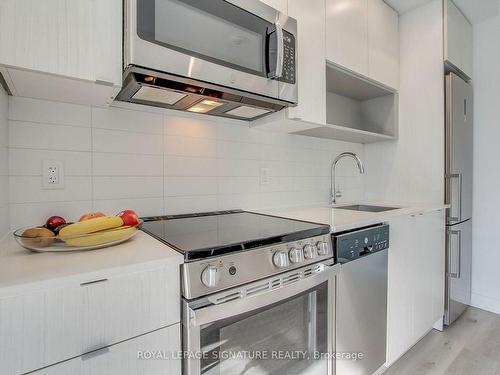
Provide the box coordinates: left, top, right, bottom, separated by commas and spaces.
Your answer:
0, 262, 180, 375
32, 324, 181, 375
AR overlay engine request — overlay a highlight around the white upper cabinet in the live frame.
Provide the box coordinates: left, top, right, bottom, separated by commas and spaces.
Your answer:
259, 0, 288, 14
326, 0, 369, 77
252, 0, 326, 131
326, 0, 399, 90
368, 0, 400, 89
0, 0, 122, 106
286, 0, 326, 125
444, 0, 473, 79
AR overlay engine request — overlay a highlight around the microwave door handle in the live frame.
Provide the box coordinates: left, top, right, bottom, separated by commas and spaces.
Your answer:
269, 22, 284, 79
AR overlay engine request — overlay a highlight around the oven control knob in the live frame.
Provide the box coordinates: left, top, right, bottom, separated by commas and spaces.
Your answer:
273, 250, 290, 268
201, 265, 221, 288
316, 241, 330, 256
303, 244, 318, 259
289, 247, 304, 263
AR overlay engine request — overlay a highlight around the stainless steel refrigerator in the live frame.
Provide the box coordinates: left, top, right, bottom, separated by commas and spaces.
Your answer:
444, 72, 473, 326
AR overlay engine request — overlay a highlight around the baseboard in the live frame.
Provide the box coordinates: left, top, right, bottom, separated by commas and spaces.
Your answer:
470, 292, 500, 315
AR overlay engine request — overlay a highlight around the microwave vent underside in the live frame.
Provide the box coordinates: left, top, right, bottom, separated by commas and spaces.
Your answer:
116, 69, 287, 121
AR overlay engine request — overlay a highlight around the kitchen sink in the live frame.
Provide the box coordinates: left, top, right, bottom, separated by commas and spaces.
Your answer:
336, 204, 399, 213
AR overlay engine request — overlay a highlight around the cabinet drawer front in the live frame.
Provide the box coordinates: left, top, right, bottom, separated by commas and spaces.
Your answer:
31, 324, 181, 375
0, 263, 180, 375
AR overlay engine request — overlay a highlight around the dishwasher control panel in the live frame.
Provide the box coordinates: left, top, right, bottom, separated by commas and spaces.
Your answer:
332, 224, 389, 263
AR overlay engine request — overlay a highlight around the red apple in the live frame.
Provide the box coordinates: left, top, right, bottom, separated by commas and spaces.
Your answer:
117, 209, 140, 227
46, 216, 66, 232
79, 212, 106, 222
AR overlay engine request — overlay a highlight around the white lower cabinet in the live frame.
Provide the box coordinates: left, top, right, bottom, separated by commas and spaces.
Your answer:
386, 209, 446, 365
0, 263, 180, 375
31, 324, 181, 375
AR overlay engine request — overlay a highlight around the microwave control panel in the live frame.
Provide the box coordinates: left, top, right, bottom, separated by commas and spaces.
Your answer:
281, 31, 296, 84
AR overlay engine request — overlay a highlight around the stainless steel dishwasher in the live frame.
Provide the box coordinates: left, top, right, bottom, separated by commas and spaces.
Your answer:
332, 224, 389, 375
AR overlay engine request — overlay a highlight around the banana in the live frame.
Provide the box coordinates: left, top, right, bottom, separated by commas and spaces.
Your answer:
59, 216, 124, 240
63, 226, 137, 247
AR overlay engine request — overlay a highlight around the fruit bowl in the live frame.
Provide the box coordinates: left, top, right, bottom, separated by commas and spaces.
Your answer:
14, 221, 143, 252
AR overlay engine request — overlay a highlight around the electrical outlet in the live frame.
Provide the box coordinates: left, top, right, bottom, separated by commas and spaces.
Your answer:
43, 160, 64, 189
260, 167, 270, 185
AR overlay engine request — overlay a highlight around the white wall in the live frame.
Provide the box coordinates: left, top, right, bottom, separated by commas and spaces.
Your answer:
470, 10, 500, 313
7, 97, 364, 229
0, 85, 8, 236
363, 0, 444, 205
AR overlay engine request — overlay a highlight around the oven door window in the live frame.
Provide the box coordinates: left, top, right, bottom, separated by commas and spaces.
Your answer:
199, 282, 329, 375
137, 0, 277, 77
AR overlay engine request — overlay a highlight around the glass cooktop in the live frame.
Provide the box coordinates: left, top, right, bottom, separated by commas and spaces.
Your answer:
141, 210, 329, 261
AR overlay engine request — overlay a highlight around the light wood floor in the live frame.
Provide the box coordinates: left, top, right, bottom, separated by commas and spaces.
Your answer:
384, 307, 500, 375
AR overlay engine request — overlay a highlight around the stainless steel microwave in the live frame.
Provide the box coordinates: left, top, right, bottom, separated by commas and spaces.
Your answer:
117, 0, 298, 120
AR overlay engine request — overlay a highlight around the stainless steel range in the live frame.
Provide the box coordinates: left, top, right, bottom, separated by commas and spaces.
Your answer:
142, 210, 338, 375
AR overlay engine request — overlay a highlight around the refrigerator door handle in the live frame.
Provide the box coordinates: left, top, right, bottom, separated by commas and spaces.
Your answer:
447, 229, 462, 279
446, 173, 462, 222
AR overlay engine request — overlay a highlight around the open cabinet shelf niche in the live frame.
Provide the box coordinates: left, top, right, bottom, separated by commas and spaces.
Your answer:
293, 62, 399, 143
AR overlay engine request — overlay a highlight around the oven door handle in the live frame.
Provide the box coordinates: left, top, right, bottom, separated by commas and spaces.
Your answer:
186, 263, 340, 327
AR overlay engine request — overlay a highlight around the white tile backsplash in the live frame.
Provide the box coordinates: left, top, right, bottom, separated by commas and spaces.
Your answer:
9, 176, 92, 203
9, 121, 92, 151
165, 135, 217, 158
10, 201, 93, 229
0, 173, 7, 207
218, 176, 260, 195
164, 195, 219, 215
9, 97, 91, 127
92, 153, 163, 177
216, 140, 261, 160
92, 106, 163, 134
9, 149, 91, 176
164, 177, 218, 197
93, 176, 163, 200
92, 128, 163, 155
7, 99, 365, 228
216, 159, 261, 177
0, 206, 8, 237
93, 197, 164, 218
165, 115, 218, 139
164, 155, 218, 177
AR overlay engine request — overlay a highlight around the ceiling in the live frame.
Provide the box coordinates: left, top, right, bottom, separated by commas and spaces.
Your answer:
384, 0, 499, 24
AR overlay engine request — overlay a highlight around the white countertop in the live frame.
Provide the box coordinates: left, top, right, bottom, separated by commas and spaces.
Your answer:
257, 202, 448, 233
0, 231, 183, 296
0, 202, 448, 295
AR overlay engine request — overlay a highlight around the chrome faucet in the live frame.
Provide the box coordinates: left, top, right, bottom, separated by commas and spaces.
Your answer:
330, 152, 365, 205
